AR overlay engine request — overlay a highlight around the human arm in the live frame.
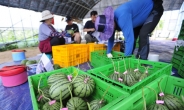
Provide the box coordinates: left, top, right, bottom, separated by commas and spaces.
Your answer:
118, 14, 134, 56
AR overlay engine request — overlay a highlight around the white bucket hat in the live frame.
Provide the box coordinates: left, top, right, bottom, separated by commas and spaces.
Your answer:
40, 10, 53, 22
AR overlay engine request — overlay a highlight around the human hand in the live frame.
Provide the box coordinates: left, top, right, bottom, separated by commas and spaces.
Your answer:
90, 28, 95, 32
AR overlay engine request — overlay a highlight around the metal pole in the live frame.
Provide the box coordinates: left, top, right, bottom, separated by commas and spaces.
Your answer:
19, 11, 28, 47
29, 11, 36, 44
8, 7, 17, 43
0, 29, 4, 43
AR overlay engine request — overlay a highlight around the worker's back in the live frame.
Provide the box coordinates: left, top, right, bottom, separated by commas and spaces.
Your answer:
114, 0, 153, 27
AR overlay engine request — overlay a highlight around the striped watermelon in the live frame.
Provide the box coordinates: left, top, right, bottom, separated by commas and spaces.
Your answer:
49, 79, 72, 100
109, 73, 125, 84
133, 70, 142, 80
66, 97, 87, 110
147, 104, 169, 110
89, 99, 106, 110
163, 94, 184, 110
139, 73, 148, 81
123, 69, 136, 86
47, 73, 68, 86
42, 101, 60, 110
73, 74, 95, 98
37, 87, 51, 104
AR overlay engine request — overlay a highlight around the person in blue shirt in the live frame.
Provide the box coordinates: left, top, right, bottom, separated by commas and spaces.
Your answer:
132, 0, 164, 60
95, 0, 154, 58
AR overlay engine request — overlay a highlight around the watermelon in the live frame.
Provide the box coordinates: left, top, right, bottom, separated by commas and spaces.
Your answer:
147, 104, 169, 110
67, 29, 75, 35
66, 97, 87, 110
26, 60, 37, 66
21, 59, 28, 65
133, 69, 142, 80
139, 73, 148, 81
42, 101, 60, 110
163, 94, 184, 110
109, 73, 124, 84
53, 64, 61, 70
89, 99, 106, 110
73, 74, 95, 98
47, 73, 68, 86
37, 87, 51, 104
123, 69, 136, 86
49, 79, 72, 100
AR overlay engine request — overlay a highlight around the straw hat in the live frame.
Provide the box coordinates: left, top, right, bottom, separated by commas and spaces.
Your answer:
40, 10, 53, 22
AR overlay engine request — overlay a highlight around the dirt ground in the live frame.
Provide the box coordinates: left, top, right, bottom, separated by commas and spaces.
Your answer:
0, 47, 41, 64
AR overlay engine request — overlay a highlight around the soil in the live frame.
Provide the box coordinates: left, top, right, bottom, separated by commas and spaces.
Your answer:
0, 47, 41, 64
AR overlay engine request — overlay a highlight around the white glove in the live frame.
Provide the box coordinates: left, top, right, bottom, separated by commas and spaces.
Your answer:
107, 53, 113, 58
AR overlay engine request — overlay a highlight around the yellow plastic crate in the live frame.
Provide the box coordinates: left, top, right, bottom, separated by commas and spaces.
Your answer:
88, 43, 106, 61
52, 44, 88, 67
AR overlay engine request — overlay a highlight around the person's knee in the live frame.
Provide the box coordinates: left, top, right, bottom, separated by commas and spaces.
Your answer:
85, 34, 91, 42
74, 32, 81, 43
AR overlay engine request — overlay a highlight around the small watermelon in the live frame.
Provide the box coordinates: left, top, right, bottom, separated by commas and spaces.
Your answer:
89, 99, 106, 110
123, 70, 136, 86
47, 73, 67, 86
73, 74, 95, 98
26, 60, 37, 66
21, 59, 28, 65
37, 87, 51, 104
139, 73, 148, 81
133, 70, 142, 80
53, 64, 61, 70
147, 104, 169, 110
163, 94, 184, 110
66, 97, 87, 110
49, 79, 72, 100
42, 101, 60, 110
109, 73, 124, 84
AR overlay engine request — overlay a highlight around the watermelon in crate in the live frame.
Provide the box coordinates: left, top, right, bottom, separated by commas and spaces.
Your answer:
28, 67, 130, 110
88, 58, 172, 94
108, 75, 184, 110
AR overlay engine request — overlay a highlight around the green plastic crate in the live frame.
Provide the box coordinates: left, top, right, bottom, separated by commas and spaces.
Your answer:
108, 75, 184, 110
88, 58, 172, 94
91, 50, 134, 68
171, 46, 184, 70
178, 57, 184, 78
28, 67, 130, 110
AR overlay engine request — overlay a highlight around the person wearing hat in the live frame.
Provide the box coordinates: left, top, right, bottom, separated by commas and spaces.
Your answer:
83, 11, 98, 43
38, 10, 67, 54
95, 0, 153, 58
65, 16, 81, 43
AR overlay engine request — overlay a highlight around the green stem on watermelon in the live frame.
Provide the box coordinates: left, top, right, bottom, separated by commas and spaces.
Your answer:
38, 76, 51, 102
158, 78, 163, 94
68, 85, 73, 98
118, 61, 120, 73
142, 88, 147, 110
137, 56, 140, 69
129, 58, 131, 69
100, 72, 109, 79
111, 58, 116, 72
144, 86, 158, 101
100, 86, 111, 103
122, 57, 127, 71
87, 102, 91, 110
